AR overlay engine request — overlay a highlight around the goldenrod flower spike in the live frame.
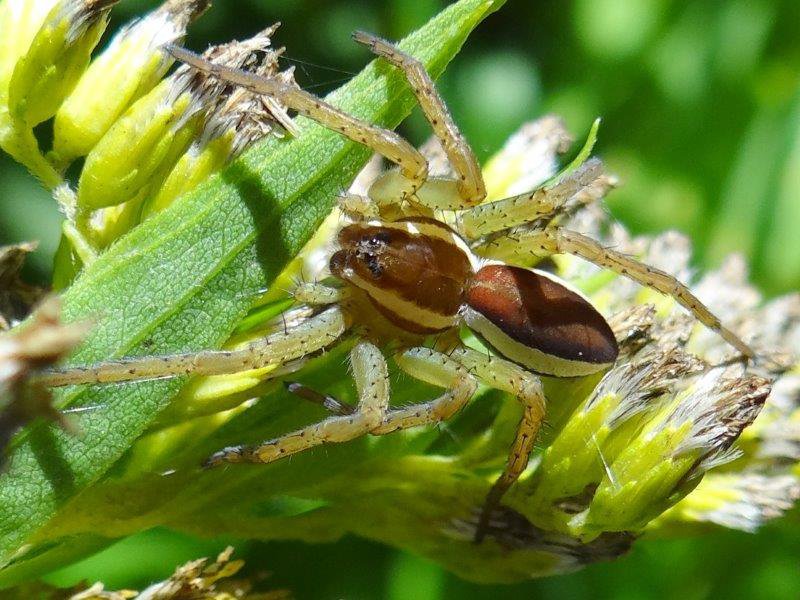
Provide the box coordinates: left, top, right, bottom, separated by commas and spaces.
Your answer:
51, 0, 211, 167
76, 25, 290, 242
7, 0, 118, 128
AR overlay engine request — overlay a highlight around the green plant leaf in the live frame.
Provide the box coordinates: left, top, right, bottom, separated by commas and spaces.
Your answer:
0, 0, 504, 585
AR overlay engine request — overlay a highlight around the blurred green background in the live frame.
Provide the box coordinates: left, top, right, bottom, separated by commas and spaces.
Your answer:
2, 0, 799, 597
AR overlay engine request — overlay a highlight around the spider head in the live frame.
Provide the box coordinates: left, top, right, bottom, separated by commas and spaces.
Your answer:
330, 219, 473, 334
462, 264, 619, 377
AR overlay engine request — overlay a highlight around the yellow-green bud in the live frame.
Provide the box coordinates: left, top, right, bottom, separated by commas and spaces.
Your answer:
143, 64, 296, 217
518, 351, 701, 534
51, 0, 210, 166
0, 0, 61, 110
7, 0, 119, 128
76, 25, 288, 214
76, 69, 211, 211
145, 132, 235, 217
651, 472, 800, 534
581, 368, 768, 536
0, 0, 66, 188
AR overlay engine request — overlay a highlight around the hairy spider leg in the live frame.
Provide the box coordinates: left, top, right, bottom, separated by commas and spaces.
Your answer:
457, 159, 604, 240
372, 347, 477, 433
279, 344, 546, 543
292, 282, 349, 305
205, 345, 477, 465
446, 347, 547, 543
168, 45, 428, 198
353, 31, 485, 207
206, 340, 391, 465
36, 306, 350, 387
283, 381, 356, 415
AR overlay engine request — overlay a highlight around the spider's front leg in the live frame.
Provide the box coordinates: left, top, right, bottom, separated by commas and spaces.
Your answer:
169, 45, 428, 198
353, 32, 485, 208
480, 225, 755, 359
292, 282, 349, 306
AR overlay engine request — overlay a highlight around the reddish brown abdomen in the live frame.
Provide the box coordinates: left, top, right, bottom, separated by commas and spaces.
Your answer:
464, 264, 618, 376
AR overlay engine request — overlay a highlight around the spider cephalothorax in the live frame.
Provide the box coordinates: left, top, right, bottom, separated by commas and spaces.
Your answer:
330, 218, 474, 334
40, 31, 755, 542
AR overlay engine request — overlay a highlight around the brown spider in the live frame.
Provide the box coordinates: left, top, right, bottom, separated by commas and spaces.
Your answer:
40, 32, 754, 542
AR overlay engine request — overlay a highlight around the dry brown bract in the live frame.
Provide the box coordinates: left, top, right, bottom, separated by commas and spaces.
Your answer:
0, 242, 45, 330
65, 547, 290, 600
0, 296, 88, 456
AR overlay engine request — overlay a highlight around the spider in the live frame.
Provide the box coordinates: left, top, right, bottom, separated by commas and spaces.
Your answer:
39, 32, 754, 542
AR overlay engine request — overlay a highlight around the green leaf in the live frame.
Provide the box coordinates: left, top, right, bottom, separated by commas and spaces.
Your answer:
0, 0, 504, 584
546, 116, 601, 186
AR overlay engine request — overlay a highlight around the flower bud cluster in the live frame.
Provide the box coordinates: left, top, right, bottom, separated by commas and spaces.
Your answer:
0, 1, 296, 281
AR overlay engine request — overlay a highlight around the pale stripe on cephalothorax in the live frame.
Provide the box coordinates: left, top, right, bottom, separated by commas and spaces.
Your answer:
343, 267, 458, 332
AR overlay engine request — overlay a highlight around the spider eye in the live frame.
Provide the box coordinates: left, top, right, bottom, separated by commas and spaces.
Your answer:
371, 231, 391, 244
464, 265, 618, 377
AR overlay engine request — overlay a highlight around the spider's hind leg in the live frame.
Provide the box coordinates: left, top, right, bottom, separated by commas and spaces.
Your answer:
447, 347, 547, 543
372, 347, 478, 434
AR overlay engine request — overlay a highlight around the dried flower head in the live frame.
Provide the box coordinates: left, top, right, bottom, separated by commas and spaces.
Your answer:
0, 296, 88, 457
52, 0, 211, 165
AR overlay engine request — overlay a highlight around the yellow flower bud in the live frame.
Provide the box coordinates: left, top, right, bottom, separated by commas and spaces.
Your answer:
7, 0, 118, 128
76, 71, 208, 212
581, 369, 768, 536
76, 25, 288, 216
143, 65, 296, 217
51, 0, 210, 166
0, 0, 61, 110
0, 0, 63, 188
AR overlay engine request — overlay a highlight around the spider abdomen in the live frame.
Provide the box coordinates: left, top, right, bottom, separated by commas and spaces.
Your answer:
330, 218, 473, 334
463, 264, 619, 377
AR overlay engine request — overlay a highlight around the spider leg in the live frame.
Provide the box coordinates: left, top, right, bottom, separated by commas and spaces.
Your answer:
481, 226, 755, 359
456, 159, 604, 240
36, 306, 350, 387
370, 347, 478, 434
292, 282, 348, 305
284, 348, 479, 426
206, 340, 390, 466
353, 31, 485, 207
169, 46, 427, 198
338, 192, 381, 220
284, 381, 356, 415
447, 347, 546, 543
